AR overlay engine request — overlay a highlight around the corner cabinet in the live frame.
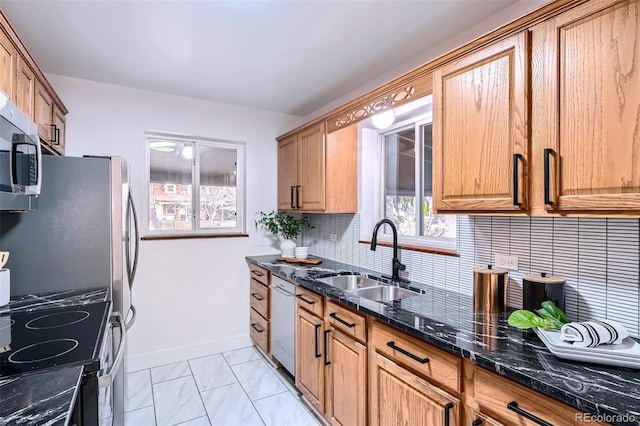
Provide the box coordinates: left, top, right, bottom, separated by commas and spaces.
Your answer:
530, 0, 640, 214
433, 31, 528, 213
277, 124, 357, 213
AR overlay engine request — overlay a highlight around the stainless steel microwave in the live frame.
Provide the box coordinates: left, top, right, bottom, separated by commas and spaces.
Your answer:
0, 93, 41, 211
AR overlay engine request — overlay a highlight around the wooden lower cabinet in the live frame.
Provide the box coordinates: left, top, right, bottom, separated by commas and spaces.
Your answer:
296, 307, 325, 412
248, 264, 270, 356
325, 327, 367, 426
370, 351, 460, 426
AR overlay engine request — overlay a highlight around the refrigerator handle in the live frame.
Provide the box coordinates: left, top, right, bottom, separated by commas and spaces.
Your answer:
125, 188, 139, 331
98, 312, 126, 388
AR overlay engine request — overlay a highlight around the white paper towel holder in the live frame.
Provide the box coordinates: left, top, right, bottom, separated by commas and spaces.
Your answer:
0, 268, 10, 307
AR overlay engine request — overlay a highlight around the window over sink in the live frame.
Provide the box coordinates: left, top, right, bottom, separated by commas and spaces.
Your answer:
360, 95, 457, 252
144, 132, 245, 237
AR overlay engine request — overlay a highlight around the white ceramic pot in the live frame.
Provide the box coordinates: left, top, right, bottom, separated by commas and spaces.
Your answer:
0, 269, 10, 307
280, 239, 297, 258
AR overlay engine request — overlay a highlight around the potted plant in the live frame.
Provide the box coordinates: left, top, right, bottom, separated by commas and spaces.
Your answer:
255, 210, 313, 257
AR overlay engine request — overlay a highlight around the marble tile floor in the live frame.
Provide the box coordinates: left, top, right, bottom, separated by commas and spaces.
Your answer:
122, 346, 323, 426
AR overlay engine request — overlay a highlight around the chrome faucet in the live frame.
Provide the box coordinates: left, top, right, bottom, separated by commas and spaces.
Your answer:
370, 219, 406, 281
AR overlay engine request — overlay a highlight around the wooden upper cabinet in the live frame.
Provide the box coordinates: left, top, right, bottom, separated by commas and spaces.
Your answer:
35, 80, 53, 143
277, 134, 298, 210
433, 31, 528, 213
0, 29, 16, 101
531, 0, 640, 213
16, 55, 35, 120
277, 123, 357, 213
297, 124, 326, 211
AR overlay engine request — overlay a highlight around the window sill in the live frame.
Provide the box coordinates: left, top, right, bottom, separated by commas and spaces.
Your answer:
358, 240, 459, 257
142, 233, 249, 241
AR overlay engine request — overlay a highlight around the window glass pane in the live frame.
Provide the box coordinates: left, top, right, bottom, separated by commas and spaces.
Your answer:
421, 123, 456, 238
148, 140, 193, 231
384, 127, 416, 236
199, 145, 237, 229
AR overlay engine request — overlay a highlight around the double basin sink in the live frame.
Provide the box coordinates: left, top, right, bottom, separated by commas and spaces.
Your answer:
314, 273, 420, 303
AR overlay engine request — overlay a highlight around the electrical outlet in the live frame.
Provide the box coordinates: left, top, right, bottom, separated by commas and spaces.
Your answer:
329, 233, 338, 242
494, 253, 519, 270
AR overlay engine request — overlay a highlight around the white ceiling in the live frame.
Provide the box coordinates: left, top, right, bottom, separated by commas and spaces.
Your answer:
3, 0, 525, 116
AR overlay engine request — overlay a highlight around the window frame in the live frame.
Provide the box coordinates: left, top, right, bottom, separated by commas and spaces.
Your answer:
360, 108, 457, 253
144, 131, 246, 237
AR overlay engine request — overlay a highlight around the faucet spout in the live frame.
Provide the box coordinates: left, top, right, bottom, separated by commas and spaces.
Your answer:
370, 219, 406, 281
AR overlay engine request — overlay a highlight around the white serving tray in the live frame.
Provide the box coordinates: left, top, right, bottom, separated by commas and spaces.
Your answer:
534, 328, 640, 369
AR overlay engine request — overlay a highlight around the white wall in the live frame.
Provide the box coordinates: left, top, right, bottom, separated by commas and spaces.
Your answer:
47, 74, 303, 371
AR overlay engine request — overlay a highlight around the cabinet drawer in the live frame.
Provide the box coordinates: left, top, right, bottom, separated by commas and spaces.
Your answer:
474, 366, 607, 426
249, 263, 269, 286
250, 308, 269, 355
372, 321, 461, 394
250, 278, 269, 319
295, 286, 323, 317
326, 300, 366, 343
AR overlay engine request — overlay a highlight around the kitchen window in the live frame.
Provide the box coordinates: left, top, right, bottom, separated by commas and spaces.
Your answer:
360, 96, 456, 252
144, 132, 245, 237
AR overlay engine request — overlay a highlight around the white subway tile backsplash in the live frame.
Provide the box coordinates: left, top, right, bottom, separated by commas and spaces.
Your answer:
302, 213, 640, 338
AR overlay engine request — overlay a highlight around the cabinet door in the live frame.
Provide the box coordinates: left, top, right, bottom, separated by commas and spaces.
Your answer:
370, 352, 460, 426
297, 123, 326, 211
52, 104, 66, 155
0, 29, 16, 101
16, 55, 35, 120
277, 134, 298, 211
532, 0, 640, 212
295, 307, 325, 413
433, 31, 528, 212
326, 328, 366, 426
34, 80, 53, 142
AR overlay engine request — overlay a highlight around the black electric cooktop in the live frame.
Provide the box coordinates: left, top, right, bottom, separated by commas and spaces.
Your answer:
0, 301, 110, 378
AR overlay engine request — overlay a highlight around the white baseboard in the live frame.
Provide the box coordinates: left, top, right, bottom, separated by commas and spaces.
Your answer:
124, 333, 252, 373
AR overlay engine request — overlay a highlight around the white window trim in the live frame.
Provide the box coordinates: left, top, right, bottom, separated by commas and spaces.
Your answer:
359, 108, 457, 252
144, 130, 246, 237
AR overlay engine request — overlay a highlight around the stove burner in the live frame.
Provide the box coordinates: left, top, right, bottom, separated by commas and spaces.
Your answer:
8, 339, 79, 364
0, 319, 14, 330
25, 311, 90, 330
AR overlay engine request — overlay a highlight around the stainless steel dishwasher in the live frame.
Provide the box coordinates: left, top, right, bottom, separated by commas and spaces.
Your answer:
270, 276, 296, 377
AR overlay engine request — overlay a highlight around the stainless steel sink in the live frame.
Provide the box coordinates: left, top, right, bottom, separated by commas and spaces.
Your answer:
348, 285, 420, 302
315, 273, 383, 291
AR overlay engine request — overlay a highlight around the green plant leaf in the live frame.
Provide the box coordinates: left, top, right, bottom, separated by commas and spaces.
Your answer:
507, 310, 555, 330
254, 210, 313, 240
540, 300, 569, 324
535, 308, 565, 330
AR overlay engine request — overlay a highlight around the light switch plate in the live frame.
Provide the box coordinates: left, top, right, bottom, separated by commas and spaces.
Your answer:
494, 253, 519, 270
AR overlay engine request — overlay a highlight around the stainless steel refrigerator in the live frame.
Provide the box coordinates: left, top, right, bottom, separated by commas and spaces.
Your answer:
0, 155, 139, 425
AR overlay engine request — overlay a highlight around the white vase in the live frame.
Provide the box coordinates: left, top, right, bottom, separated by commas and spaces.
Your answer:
281, 239, 297, 258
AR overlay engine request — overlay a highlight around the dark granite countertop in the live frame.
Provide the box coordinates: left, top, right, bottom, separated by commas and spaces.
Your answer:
0, 287, 109, 426
247, 255, 640, 426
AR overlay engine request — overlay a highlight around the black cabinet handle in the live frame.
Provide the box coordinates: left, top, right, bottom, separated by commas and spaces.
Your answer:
472, 419, 483, 426
324, 329, 331, 366
314, 324, 322, 358
295, 185, 301, 209
513, 153, 523, 207
296, 294, 315, 305
330, 312, 355, 328
49, 124, 59, 145
251, 270, 264, 277
507, 401, 552, 426
251, 323, 264, 333
443, 402, 454, 426
544, 148, 554, 205
290, 186, 295, 209
387, 341, 429, 364
251, 293, 264, 301
55, 127, 60, 145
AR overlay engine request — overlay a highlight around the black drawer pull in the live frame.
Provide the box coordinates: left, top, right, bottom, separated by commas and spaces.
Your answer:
507, 401, 552, 426
544, 148, 554, 206
386, 341, 429, 364
314, 324, 322, 358
251, 270, 264, 277
513, 153, 523, 207
296, 294, 315, 305
324, 329, 331, 366
472, 419, 483, 426
251, 323, 264, 333
330, 312, 355, 328
251, 293, 264, 301
444, 402, 454, 426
